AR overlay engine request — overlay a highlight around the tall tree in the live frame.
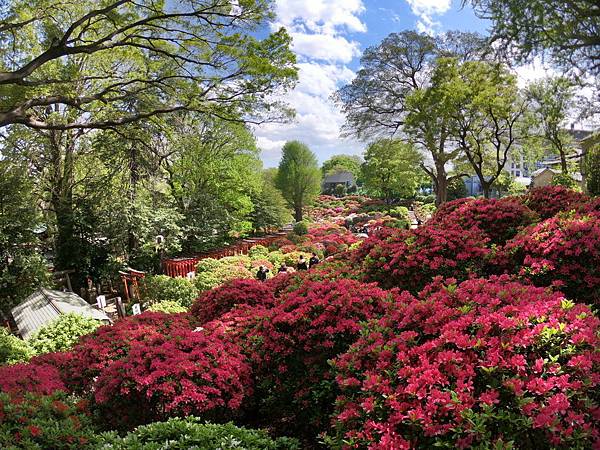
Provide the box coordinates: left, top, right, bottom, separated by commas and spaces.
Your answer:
0, 159, 50, 312
361, 139, 424, 206
334, 30, 488, 205
0, 0, 297, 129
275, 141, 321, 222
466, 0, 600, 74
444, 58, 528, 198
250, 170, 292, 232
161, 116, 263, 252
526, 76, 577, 174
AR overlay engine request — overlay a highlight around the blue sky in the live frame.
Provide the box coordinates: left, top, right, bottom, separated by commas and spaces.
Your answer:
255, 0, 494, 167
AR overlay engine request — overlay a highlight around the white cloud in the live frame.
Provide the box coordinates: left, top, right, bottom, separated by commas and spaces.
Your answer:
289, 32, 361, 63
275, 0, 366, 34
406, 0, 451, 34
255, 0, 367, 167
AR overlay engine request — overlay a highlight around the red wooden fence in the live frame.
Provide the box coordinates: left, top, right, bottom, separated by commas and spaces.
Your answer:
162, 232, 288, 278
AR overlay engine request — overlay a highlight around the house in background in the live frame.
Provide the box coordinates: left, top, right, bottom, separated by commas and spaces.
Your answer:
530, 167, 584, 189
322, 171, 356, 195
11, 288, 111, 339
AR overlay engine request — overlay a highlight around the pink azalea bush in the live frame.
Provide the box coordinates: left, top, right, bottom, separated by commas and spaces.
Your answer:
354, 222, 491, 292
64, 312, 192, 393
501, 213, 600, 307
190, 278, 275, 324
204, 279, 395, 439
431, 197, 539, 244
0, 361, 67, 398
522, 186, 589, 219
92, 326, 253, 429
331, 276, 600, 449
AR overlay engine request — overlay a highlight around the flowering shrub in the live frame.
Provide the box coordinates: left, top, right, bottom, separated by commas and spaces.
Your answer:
522, 186, 589, 219
237, 279, 395, 438
0, 392, 98, 449
92, 326, 253, 429
331, 277, 600, 449
433, 197, 472, 219
98, 417, 300, 449
430, 197, 539, 244
502, 214, 600, 306
190, 278, 275, 324
355, 222, 491, 292
65, 312, 192, 393
141, 274, 199, 307
0, 360, 67, 397
28, 313, 102, 355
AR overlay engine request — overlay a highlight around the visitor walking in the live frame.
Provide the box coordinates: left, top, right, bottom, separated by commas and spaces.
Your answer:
309, 252, 320, 268
256, 265, 269, 281
278, 263, 288, 274
297, 255, 308, 271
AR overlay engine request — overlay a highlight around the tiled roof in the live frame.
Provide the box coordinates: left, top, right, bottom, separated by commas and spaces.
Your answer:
11, 288, 110, 339
323, 171, 355, 184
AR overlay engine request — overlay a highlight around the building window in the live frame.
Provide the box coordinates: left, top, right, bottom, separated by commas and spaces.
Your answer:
515, 170, 521, 177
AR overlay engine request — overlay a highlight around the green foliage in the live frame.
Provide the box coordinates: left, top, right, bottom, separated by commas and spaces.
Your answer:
321, 154, 363, 183
293, 221, 309, 236
251, 170, 292, 232
526, 77, 576, 174
0, 0, 298, 129
447, 177, 468, 200
0, 160, 50, 313
168, 119, 264, 252
362, 139, 424, 203
584, 142, 600, 196
0, 392, 99, 450
552, 172, 579, 189
146, 301, 188, 314
467, 0, 599, 73
97, 418, 300, 449
0, 328, 33, 365
141, 275, 199, 308
275, 141, 322, 222
28, 314, 102, 355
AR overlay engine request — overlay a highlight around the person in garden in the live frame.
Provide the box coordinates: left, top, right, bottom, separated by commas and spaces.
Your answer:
309, 253, 320, 268
278, 263, 288, 274
256, 266, 269, 281
297, 256, 308, 271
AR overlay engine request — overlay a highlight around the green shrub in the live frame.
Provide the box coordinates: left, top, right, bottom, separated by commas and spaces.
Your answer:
97, 418, 300, 449
0, 327, 33, 365
0, 392, 99, 449
146, 301, 188, 314
141, 275, 199, 307
28, 313, 101, 354
249, 245, 270, 258
552, 172, 579, 189
292, 221, 309, 236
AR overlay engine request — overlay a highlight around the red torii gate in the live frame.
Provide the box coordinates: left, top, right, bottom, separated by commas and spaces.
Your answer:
162, 232, 288, 278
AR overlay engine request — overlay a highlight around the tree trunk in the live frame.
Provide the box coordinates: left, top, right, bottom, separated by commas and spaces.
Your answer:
53, 191, 76, 271
127, 144, 139, 255
434, 163, 448, 206
294, 206, 303, 222
560, 151, 568, 174
482, 182, 491, 199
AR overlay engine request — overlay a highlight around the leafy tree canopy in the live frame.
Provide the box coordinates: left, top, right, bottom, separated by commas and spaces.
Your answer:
466, 0, 600, 74
275, 141, 321, 222
0, 0, 298, 130
362, 139, 424, 204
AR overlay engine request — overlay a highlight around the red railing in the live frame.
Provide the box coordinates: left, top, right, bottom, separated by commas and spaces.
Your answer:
162, 232, 288, 278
